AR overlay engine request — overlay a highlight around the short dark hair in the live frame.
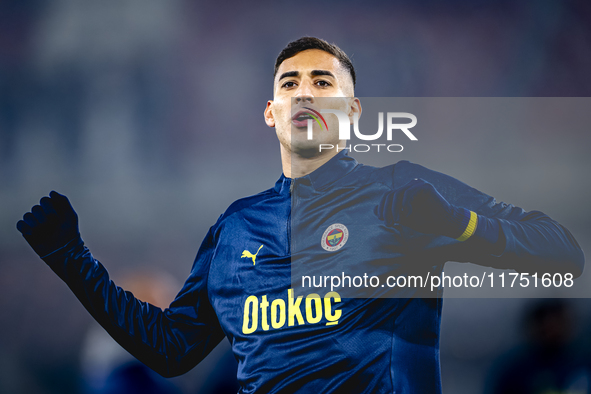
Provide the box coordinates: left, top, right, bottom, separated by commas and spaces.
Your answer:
274, 37, 356, 87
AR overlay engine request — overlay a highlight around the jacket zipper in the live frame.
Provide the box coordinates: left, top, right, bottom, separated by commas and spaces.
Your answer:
287, 178, 298, 256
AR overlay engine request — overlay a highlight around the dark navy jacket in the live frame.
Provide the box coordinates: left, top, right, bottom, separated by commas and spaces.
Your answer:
43, 151, 584, 393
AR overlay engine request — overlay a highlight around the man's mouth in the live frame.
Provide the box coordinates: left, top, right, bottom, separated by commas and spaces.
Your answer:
291, 110, 315, 128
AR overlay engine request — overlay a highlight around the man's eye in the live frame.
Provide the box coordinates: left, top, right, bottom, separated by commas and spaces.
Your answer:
282, 81, 296, 88
316, 80, 331, 87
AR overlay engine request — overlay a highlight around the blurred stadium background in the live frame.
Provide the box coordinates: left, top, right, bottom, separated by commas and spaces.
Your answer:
1, 0, 590, 393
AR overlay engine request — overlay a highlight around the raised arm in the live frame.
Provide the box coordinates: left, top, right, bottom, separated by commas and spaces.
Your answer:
16, 191, 225, 377
379, 161, 585, 276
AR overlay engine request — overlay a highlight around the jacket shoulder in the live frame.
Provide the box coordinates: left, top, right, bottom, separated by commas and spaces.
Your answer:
350, 159, 465, 190
347, 160, 401, 189
217, 187, 277, 223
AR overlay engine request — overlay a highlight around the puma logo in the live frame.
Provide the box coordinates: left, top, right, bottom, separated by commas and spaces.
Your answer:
241, 245, 264, 265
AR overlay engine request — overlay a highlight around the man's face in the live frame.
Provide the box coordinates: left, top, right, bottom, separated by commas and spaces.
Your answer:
264, 49, 360, 156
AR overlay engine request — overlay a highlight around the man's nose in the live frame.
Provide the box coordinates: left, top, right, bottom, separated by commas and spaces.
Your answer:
295, 95, 314, 103
294, 82, 314, 103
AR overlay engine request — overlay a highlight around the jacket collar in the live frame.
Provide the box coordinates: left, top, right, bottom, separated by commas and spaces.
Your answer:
274, 150, 358, 194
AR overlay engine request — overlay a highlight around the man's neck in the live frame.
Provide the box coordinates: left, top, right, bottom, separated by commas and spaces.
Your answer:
280, 144, 342, 178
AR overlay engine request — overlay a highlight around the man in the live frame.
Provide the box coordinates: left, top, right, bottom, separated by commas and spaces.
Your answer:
17, 37, 584, 393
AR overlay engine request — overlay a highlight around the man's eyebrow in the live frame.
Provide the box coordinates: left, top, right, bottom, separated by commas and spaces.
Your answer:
311, 70, 335, 78
278, 70, 336, 81
278, 71, 299, 80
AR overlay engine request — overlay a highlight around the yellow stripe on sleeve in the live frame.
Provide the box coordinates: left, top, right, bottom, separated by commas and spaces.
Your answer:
456, 211, 478, 242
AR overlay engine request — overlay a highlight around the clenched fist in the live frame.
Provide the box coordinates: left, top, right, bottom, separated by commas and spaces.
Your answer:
16, 191, 80, 258
377, 178, 475, 241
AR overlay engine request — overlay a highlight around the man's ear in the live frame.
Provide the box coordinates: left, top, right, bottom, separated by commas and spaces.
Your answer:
348, 97, 362, 125
264, 100, 275, 127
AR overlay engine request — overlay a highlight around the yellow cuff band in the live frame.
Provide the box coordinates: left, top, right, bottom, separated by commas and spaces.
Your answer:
456, 211, 478, 242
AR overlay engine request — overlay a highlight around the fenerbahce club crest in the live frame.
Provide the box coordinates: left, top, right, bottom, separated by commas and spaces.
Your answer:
321, 223, 349, 252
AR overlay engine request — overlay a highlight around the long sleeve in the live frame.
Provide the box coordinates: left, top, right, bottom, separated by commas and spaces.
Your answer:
41, 226, 226, 378
393, 161, 585, 277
